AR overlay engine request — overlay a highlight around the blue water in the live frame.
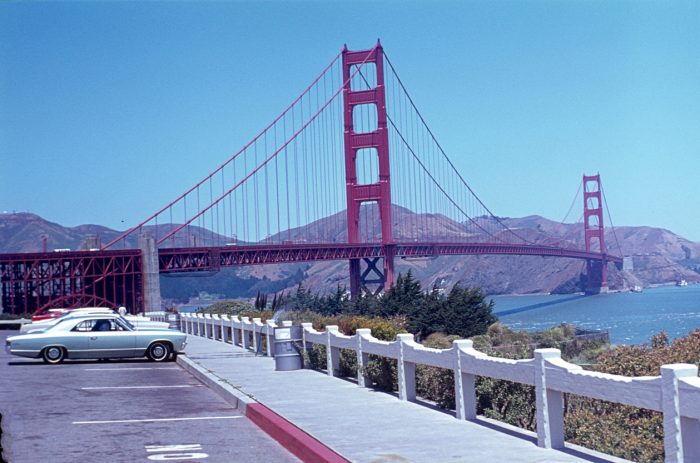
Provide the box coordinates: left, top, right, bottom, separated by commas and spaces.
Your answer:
491, 285, 700, 345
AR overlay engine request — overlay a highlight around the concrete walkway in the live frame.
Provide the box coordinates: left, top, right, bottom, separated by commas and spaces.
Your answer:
180, 335, 630, 463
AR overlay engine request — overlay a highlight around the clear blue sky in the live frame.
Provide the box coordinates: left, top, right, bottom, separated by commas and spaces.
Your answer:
1, 1, 699, 240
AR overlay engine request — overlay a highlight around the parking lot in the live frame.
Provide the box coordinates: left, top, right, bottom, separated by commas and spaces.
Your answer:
0, 332, 300, 463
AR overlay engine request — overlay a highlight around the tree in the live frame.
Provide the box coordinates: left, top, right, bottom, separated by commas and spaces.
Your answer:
254, 291, 267, 310
379, 271, 424, 318
407, 284, 496, 339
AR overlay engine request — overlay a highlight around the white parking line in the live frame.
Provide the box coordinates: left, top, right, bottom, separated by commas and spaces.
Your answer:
81, 385, 199, 390
84, 367, 179, 371
73, 416, 243, 425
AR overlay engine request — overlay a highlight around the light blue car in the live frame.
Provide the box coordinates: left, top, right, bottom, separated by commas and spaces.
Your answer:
5, 313, 187, 364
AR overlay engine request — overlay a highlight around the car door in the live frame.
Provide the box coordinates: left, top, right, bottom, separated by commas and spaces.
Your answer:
64, 320, 94, 359
87, 319, 136, 358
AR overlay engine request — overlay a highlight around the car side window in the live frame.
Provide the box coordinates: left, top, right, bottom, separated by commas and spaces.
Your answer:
73, 320, 96, 332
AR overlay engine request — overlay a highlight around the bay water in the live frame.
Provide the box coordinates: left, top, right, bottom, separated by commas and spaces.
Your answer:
491, 284, 700, 345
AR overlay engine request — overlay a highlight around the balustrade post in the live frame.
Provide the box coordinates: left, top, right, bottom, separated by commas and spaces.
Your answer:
454, 340, 477, 420
534, 349, 565, 449
356, 328, 372, 387
252, 318, 263, 353
204, 315, 212, 339
301, 323, 313, 368
220, 315, 229, 343
326, 325, 340, 377
240, 317, 250, 349
265, 320, 277, 357
231, 316, 241, 346
212, 315, 220, 341
397, 333, 416, 401
662, 364, 700, 462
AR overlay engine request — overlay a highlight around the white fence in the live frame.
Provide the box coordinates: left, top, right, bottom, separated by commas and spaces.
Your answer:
150, 312, 282, 356
170, 313, 700, 462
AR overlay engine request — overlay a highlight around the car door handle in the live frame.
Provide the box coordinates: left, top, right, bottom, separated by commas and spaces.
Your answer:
90, 336, 97, 340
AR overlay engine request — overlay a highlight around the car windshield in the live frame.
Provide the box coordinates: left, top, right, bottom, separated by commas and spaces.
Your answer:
117, 316, 135, 331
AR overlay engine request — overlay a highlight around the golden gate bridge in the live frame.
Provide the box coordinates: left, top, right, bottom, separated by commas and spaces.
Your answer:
0, 42, 623, 314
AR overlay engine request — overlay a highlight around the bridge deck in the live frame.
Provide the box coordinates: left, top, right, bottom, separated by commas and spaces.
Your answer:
182, 335, 629, 463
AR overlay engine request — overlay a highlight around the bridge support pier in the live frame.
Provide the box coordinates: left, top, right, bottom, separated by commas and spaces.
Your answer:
585, 259, 609, 294
139, 233, 161, 314
350, 253, 394, 297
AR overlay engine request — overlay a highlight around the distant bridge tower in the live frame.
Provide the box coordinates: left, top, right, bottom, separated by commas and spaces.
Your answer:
583, 174, 608, 293
342, 42, 395, 297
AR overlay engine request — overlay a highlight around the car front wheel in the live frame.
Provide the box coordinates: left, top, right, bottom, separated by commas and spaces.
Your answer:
42, 346, 65, 364
147, 342, 171, 362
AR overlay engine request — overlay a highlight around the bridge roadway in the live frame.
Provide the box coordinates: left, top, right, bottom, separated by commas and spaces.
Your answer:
180, 335, 631, 463
158, 242, 623, 272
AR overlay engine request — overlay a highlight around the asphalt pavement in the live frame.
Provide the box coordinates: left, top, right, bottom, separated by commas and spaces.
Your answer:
0, 331, 300, 463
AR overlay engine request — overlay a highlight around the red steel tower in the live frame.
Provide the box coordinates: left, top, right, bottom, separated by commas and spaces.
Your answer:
342, 42, 395, 297
583, 174, 608, 293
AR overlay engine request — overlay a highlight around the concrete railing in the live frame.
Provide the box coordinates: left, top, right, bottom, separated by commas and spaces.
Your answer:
144, 311, 166, 322
179, 312, 277, 356
300, 323, 700, 462
178, 315, 700, 462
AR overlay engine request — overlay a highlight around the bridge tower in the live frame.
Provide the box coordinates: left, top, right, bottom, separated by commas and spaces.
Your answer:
342, 42, 394, 297
583, 174, 608, 293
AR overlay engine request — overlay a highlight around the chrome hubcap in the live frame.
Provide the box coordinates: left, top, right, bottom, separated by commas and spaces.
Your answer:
152, 346, 165, 358
48, 347, 61, 359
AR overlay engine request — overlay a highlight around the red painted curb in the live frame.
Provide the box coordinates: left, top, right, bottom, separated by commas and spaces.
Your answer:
246, 402, 350, 463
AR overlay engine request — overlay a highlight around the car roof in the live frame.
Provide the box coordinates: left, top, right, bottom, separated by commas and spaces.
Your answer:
65, 313, 120, 320
69, 307, 114, 312
48, 313, 127, 331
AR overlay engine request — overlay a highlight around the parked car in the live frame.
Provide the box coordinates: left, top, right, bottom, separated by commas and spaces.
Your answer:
31, 308, 69, 322
5, 313, 187, 364
21, 308, 169, 333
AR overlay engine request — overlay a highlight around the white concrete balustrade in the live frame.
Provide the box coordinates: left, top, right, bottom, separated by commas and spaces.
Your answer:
165, 313, 700, 463
166, 312, 277, 356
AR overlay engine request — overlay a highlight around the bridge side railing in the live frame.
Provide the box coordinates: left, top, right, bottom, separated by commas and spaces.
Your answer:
173, 314, 700, 461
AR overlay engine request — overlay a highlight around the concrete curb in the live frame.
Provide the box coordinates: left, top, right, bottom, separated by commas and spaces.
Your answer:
176, 354, 257, 412
177, 354, 349, 463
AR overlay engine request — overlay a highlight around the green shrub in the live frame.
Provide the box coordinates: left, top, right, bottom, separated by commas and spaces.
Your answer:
365, 356, 398, 392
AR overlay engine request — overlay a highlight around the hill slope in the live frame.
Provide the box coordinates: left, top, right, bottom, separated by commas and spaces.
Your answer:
1, 211, 698, 298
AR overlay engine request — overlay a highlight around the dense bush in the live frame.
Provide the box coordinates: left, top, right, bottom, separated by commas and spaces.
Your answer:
199, 300, 272, 322
281, 271, 497, 342
416, 333, 458, 408
564, 330, 700, 462
290, 311, 404, 391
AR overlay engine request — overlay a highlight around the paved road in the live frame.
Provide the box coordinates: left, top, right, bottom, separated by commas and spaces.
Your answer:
0, 331, 300, 463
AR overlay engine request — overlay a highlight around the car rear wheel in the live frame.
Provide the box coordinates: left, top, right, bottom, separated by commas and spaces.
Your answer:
42, 346, 65, 364
147, 342, 171, 362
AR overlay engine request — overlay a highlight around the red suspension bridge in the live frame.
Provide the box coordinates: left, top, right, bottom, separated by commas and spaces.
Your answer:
0, 42, 623, 314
